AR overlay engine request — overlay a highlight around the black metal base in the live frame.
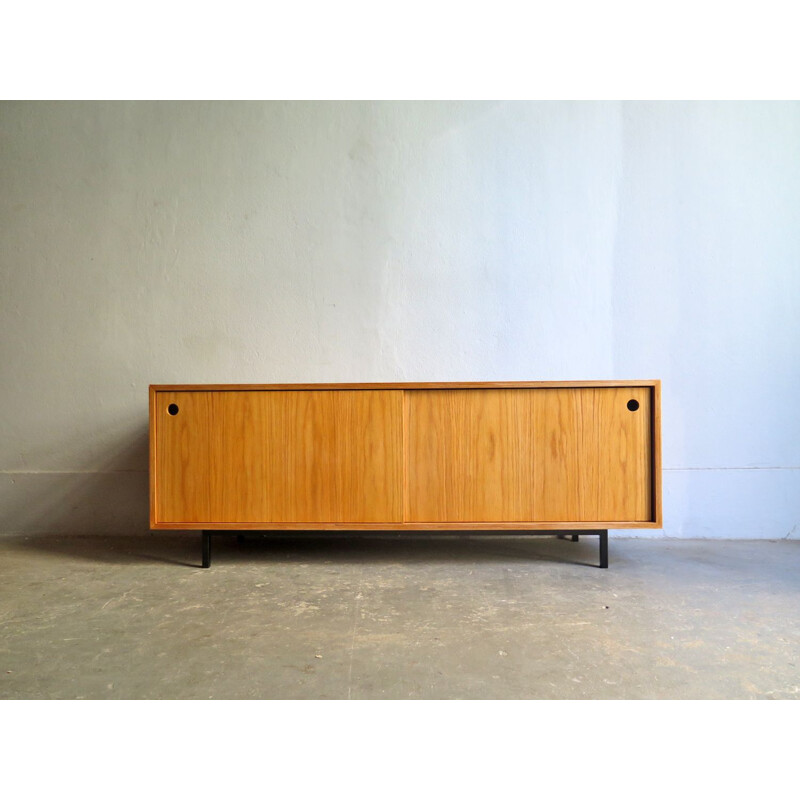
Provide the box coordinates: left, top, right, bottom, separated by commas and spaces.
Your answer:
202, 531, 211, 569
199, 529, 609, 569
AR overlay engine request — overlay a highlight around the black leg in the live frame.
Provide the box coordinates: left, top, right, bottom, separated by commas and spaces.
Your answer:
557, 533, 579, 542
202, 531, 211, 569
599, 530, 608, 569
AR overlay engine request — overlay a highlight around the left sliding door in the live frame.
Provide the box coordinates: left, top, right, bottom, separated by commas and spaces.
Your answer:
152, 390, 403, 524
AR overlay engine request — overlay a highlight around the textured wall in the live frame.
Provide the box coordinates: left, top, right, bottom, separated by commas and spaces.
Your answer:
1, 101, 798, 537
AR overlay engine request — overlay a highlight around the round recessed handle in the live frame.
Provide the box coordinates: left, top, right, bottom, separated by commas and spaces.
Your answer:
627, 399, 640, 412
167, 403, 179, 416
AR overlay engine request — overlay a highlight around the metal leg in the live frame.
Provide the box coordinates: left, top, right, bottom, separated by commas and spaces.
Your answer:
599, 530, 608, 569
202, 531, 211, 569
557, 533, 579, 542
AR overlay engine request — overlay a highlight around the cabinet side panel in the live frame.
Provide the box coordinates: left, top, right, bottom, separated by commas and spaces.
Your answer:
149, 386, 157, 527
652, 382, 662, 525
155, 389, 402, 524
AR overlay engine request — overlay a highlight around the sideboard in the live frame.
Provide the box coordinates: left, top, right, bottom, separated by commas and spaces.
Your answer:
149, 381, 662, 568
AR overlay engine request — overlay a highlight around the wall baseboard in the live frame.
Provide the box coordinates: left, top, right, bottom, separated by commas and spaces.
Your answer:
0, 471, 149, 536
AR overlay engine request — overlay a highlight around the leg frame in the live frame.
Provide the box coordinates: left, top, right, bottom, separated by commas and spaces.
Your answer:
557, 529, 608, 568
196, 529, 609, 569
202, 531, 211, 569
599, 530, 608, 569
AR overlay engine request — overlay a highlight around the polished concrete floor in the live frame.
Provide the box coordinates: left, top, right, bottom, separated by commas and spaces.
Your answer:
1, 533, 798, 699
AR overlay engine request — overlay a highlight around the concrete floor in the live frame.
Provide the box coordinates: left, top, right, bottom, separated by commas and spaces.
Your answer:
0, 533, 798, 699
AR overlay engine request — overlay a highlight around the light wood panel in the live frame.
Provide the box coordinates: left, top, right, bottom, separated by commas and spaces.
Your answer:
531, 387, 652, 521
154, 390, 403, 524
405, 389, 536, 522
405, 387, 652, 523
150, 520, 658, 530
152, 380, 659, 392
149, 382, 660, 529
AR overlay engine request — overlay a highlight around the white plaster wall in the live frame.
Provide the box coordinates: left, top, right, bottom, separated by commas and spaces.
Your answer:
1, 101, 798, 537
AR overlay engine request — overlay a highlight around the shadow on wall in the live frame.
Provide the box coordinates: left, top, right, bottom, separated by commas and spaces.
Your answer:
1, 424, 150, 537
2, 422, 204, 567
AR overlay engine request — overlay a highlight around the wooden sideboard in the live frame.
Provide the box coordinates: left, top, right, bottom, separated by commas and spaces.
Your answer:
149, 381, 662, 567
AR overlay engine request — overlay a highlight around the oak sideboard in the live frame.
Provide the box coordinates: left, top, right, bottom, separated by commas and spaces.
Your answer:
149, 381, 662, 568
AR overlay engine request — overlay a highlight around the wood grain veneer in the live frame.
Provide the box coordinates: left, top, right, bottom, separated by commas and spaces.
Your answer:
154, 390, 402, 524
152, 380, 659, 392
405, 387, 651, 523
149, 381, 662, 530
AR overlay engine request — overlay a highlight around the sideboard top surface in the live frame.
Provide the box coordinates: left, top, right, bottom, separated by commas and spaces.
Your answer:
151, 380, 660, 392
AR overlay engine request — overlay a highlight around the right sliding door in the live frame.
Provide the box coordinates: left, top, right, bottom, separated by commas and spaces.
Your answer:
405, 387, 653, 523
